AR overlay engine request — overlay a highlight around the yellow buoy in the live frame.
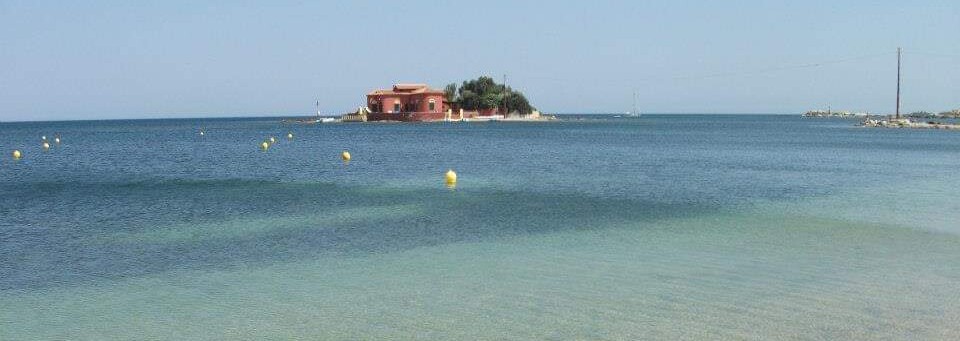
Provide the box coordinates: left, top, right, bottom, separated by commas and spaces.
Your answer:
260, 141, 270, 150
341, 150, 351, 162
42, 142, 50, 150
287, 132, 294, 139
12, 150, 22, 160
445, 169, 457, 186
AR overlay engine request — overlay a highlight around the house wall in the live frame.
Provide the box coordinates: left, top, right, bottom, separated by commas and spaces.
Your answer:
413, 94, 444, 113
478, 108, 500, 116
368, 93, 444, 113
366, 82, 447, 121
367, 94, 406, 113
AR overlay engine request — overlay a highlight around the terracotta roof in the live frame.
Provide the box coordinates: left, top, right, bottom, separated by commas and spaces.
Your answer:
410, 87, 445, 94
367, 84, 445, 96
367, 89, 396, 96
393, 83, 428, 91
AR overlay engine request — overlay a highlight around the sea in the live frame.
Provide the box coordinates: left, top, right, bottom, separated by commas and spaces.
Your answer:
1, 115, 959, 340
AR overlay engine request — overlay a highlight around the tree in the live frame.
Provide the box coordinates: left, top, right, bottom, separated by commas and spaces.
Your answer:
460, 76, 498, 99
444, 83, 458, 103
459, 89, 479, 111
452, 76, 535, 115
480, 93, 502, 109
503, 91, 533, 115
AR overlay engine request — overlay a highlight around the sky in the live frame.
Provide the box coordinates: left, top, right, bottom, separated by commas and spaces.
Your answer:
1, 0, 958, 121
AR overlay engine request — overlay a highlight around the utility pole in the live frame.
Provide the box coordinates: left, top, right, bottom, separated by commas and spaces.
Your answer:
896, 47, 902, 120
503, 74, 507, 115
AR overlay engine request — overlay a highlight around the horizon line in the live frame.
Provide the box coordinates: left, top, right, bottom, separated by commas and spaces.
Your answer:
0, 112, 808, 124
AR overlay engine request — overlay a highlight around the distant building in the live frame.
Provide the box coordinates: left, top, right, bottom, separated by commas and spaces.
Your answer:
366, 84, 447, 121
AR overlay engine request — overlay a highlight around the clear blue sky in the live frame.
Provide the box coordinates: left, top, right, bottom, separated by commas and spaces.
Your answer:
1, 0, 958, 121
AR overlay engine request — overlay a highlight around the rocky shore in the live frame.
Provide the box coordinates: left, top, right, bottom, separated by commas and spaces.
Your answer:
803, 110, 870, 118
860, 118, 960, 130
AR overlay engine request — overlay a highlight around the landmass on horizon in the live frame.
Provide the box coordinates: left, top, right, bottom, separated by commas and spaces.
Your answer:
299, 76, 556, 124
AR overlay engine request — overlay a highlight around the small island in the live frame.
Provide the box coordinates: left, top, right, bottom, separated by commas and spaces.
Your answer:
341, 76, 554, 123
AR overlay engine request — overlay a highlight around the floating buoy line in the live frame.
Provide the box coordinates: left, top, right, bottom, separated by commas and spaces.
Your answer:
8, 129, 460, 189
8, 133, 62, 159
258, 132, 294, 151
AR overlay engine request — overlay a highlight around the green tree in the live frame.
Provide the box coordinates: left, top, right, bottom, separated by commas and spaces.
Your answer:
480, 93, 502, 109
503, 91, 533, 115
459, 89, 479, 111
444, 83, 458, 103
452, 76, 536, 115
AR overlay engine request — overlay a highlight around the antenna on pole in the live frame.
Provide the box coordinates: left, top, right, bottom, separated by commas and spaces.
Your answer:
896, 47, 902, 120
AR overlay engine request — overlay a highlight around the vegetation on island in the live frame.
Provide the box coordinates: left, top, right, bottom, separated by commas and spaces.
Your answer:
936, 109, 960, 118
908, 109, 960, 119
805, 108, 960, 119
444, 76, 535, 115
907, 111, 936, 118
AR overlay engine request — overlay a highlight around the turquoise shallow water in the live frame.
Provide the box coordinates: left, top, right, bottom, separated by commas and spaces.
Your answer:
2, 115, 959, 339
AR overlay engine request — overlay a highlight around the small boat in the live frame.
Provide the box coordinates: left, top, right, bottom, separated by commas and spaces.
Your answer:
314, 99, 337, 123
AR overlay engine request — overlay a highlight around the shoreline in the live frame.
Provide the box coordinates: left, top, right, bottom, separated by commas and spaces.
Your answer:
860, 118, 960, 130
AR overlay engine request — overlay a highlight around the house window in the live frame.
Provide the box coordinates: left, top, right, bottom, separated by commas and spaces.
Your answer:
393, 101, 400, 113
429, 99, 436, 112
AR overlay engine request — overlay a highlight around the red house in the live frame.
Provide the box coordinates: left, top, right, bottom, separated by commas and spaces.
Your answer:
366, 84, 448, 121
